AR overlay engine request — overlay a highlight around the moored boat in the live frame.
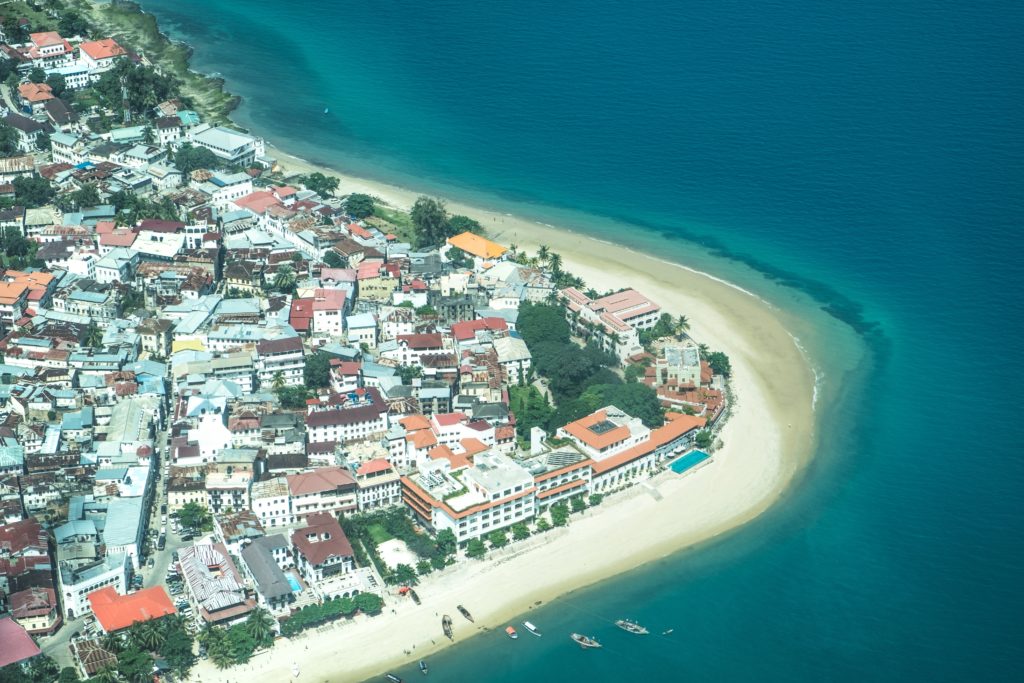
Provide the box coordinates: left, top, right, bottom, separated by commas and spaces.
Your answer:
419, 660, 428, 675
571, 633, 602, 649
615, 619, 650, 635
457, 604, 474, 622
442, 615, 454, 640
410, 589, 421, 605
505, 625, 518, 639
523, 620, 542, 637
386, 675, 402, 683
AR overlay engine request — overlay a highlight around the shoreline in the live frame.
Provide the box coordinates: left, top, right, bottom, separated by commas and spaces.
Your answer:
93, 3, 827, 681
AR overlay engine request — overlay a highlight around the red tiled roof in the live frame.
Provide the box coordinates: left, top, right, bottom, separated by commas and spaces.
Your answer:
356, 458, 393, 476
286, 467, 356, 496
79, 38, 127, 61
450, 317, 508, 341
397, 333, 444, 350
87, 586, 175, 633
0, 616, 40, 667
562, 410, 631, 450
290, 512, 353, 565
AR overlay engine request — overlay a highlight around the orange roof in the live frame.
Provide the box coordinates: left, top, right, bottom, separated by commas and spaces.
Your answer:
459, 438, 489, 457
6, 271, 54, 288
30, 32, 64, 48
561, 410, 631, 450
0, 282, 29, 306
590, 413, 706, 475
409, 430, 438, 449
399, 415, 431, 431
447, 232, 507, 260
87, 586, 175, 633
428, 445, 471, 470
356, 458, 393, 476
80, 38, 127, 61
17, 82, 53, 103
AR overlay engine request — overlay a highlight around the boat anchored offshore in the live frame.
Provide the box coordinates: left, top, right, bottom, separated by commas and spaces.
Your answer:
506, 626, 518, 639
457, 605, 474, 622
615, 619, 650, 635
386, 675, 402, 683
571, 633, 602, 649
419, 660, 428, 675
523, 621, 542, 637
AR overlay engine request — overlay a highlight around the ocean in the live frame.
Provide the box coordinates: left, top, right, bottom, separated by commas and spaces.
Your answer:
138, 0, 1024, 680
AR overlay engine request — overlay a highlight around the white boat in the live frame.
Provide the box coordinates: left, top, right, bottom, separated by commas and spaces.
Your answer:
523, 621, 542, 637
615, 619, 649, 635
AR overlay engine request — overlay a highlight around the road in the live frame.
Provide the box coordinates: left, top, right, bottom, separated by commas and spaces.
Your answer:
0, 84, 18, 113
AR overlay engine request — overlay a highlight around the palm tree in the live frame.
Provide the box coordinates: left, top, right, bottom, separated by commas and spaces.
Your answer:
245, 607, 275, 647
508, 242, 518, 257
92, 666, 118, 683
101, 632, 123, 655
675, 315, 690, 338
272, 265, 297, 294
537, 245, 550, 264
547, 252, 563, 274
132, 620, 164, 651
272, 371, 285, 392
83, 322, 104, 348
698, 343, 709, 357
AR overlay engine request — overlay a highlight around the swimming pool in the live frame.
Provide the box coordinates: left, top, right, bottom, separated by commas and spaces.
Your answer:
669, 450, 711, 474
285, 572, 302, 592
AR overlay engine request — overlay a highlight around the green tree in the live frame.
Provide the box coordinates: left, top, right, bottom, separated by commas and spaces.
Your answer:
271, 264, 297, 294
83, 322, 104, 348
129, 620, 163, 651
28, 67, 46, 84
511, 523, 530, 541
323, 250, 344, 268
90, 667, 118, 683
345, 193, 375, 219
116, 645, 152, 683
0, 125, 20, 156
120, 286, 144, 313
466, 538, 486, 559
435, 528, 457, 557
172, 142, 221, 175
447, 214, 483, 235
57, 667, 80, 683
410, 195, 448, 247
706, 351, 732, 377
695, 430, 713, 450
174, 502, 212, 533
13, 175, 55, 208
303, 350, 332, 388
2, 18, 27, 44
354, 592, 384, 614
570, 495, 587, 514
397, 364, 422, 385
45, 73, 67, 97
59, 11, 93, 38
488, 529, 508, 549
624, 363, 646, 383
157, 618, 195, 676
416, 559, 433, 575
275, 385, 310, 409
447, 246, 473, 269
588, 493, 604, 507
393, 563, 418, 586
94, 60, 178, 120
224, 624, 257, 664
301, 172, 339, 197
535, 518, 552, 533
550, 503, 570, 527
245, 607, 275, 647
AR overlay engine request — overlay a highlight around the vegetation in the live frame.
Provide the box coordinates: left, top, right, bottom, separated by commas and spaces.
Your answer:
410, 195, 450, 247
588, 493, 604, 507
695, 430, 714, 450
173, 502, 212, 533
340, 508, 454, 583
94, 59, 178, 120
110, 191, 180, 224
279, 593, 382, 636
447, 214, 484, 235
706, 350, 732, 377
301, 172, 339, 197
509, 385, 553, 442
323, 250, 344, 268
172, 143, 223, 175
275, 385, 311, 411
488, 529, 509, 549
550, 502, 570, 527
397, 364, 423, 385
466, 538, 486, 559
270, 264, 298, 294
13, 175, 56, 208
447, 246, 473, 269
0, 125, 20, 157
0, 655, 60, 683
0, 226, 41, 270
512, 523, 531, 541
303, 350, 332, 388
345, 193, 375, 219
570, 495, 587, 513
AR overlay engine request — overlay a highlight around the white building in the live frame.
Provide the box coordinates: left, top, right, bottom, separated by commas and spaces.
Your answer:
57, 553, 129, 619
250, 478, 292, 529
187, 124, 265, 166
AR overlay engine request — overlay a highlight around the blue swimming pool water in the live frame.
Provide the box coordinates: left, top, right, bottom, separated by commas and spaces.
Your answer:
285, 572, 301, 593
670, 450, 712, 474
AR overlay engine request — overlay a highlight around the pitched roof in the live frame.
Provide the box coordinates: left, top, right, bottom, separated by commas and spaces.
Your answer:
0, 616, 39, 667
87, 586, 176, 633
286, 466, 356, 496
561, 409, 631, 450
79, 38, 127, 61
290, 512, 353, 565
17, 82, 53, 103
450, 317, 508, 341
447, 232, 507, 259
356, 458, 393, 476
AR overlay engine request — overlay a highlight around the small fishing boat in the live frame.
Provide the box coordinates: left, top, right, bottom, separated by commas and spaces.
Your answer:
662, 628, 674, 635
409, 589, 421, 605
442, 615, 454, 640
505, 626, 518, 639
523, 621, 542, 637
419, 660, 428, 675
292, 664, 300, 678
571, 633, 602, 649
615, 619, 650, 635
457, 605, 474, 622
386, 675, 402, 683
324, 107, 329, 114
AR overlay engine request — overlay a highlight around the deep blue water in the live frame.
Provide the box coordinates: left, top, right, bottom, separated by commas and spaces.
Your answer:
138, 0, 1024, 680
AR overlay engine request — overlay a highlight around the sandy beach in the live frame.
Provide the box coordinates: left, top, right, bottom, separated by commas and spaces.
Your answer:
188, 146, 818, 682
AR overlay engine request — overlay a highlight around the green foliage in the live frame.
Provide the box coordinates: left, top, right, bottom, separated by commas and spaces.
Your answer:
397, 364, 422, 385
95, 60, 178, 119
116, 645, 152, 683
435, 529, 457, 557
245, 608, 276, 648
535, 518, 552, 533
416, 559, 433, 575
270, 264, 297, 294
577, 382, 665, 428
511, 523, 530, 541
110, 191, 180, 225
28, 67, 46, 84
172, 142, 222, 175
466, 538, 486, 558
303, 350, 332, 388
58, 667, 80, 683
706, 351, 732, 377
2, 18, 27, 44
410, 195, 449, 247
447, 246, 473, 269
488, 529, 509, 549
447, 214, 484, 235
509, 385, 553, 441
13, 175, 55, 208
695, 430, 713, 450
45, 72, 67, 97
588, 494, 604, 507
58, 183, 101, 212
275, 385, 309, 409
624, 363, 646, 383
354, 592, 383, 615
0, 655, 61, 683
0, 125, 19, 157
156, 617, 196, 677
391, 563, 418, 586
570, 495, 587, 513
415, 304, 437, 316
224, 623, 257, 664
174, 502, 212, 532
345, 193, 375, 219
279, 596, 361, 636
323, 250, 344, 268
120, 285, 144, 313
550, 503, 570, 527
59, 11, 93, 38
517, 300, 571, 348
0, 225, 40, 269
301, 172, 339, 197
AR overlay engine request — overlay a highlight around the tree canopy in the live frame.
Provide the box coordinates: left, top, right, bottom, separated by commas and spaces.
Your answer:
174, 502, 212, 532
410, 195, 449, 247
172, 143, 222, 175
345, 193, 375, 219
304, 351, 332, 388
706, 350, 732, 377
95, 60, 178, 119
447, 214, 484, 235
301, 172, 339, 197
13, 175, 55, 208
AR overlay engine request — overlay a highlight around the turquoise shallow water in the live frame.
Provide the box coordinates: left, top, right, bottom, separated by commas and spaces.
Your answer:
138, 0, 1024, 680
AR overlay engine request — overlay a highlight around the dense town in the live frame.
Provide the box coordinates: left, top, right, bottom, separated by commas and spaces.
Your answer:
0, 4, 731, 681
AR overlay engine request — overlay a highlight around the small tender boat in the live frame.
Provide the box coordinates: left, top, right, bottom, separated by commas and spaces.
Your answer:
662, 628, 674, 635
615, 619, 650, 635
523, 621, 542, 637
571, 633, 602, 649
457, 605, 474, 622
386, 675, 402, 683
409, 589, 421, 605
442, 615, 454, 640
419, 660, 428, 675
505, 626, 518, 639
